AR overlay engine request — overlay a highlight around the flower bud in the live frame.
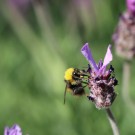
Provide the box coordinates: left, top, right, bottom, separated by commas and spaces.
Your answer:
4, 124, 22, 135
126, 0, 135, 15
113, 11, 135, 60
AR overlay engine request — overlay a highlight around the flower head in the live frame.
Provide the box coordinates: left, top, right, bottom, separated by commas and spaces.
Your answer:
112, 1, 135, 60
4, 124, 22, 135
126, 0, 135, 15
8, 0, 31, 12
112, 10, 135, 60
81, 43, 118, 109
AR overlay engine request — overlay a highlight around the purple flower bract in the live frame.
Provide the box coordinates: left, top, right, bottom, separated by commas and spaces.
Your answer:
4, 124, 22, 135
81, 43, 112, 76
126, 0, 135, 15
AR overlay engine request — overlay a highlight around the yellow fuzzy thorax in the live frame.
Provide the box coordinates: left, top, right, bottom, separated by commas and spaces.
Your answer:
64, 68, 74, 81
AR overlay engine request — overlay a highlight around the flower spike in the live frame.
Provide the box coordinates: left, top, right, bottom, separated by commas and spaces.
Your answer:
81, 43, 118, 109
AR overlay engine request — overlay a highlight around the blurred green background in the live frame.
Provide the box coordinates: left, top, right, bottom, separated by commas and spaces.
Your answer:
0, 0, 135, 134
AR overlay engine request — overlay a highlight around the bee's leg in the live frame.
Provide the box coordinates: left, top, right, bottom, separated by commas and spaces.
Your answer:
78, 73, 90, 77
73, 76, 82, 80
81, 77, 89, 84
81, 81, 88, 85
75, 79, 88, 84
83, 84, 87, 88
81, 73, 90, 77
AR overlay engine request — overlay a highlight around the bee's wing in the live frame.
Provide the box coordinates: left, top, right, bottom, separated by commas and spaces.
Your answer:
64, 84, 67, 104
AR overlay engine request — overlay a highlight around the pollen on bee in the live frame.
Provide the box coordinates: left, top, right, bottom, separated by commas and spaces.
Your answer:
64, 68, 74, 81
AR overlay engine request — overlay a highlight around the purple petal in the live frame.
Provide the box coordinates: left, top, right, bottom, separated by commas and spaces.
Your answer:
12, 125, 22, 135
81, 43, 98, 71
4, 127, 9, 135
126, 0, 135, 14
103, 45, 113, 67
98, 65, 106, 76
4, 124, 22, 135
97, 59, 103, 69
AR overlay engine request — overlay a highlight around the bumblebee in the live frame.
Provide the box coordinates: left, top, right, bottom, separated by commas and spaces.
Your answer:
64, 68, 89, 104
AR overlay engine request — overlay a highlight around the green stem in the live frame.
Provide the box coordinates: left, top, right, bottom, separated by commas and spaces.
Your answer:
122, 61, 135, 109
106, 108, 120, 135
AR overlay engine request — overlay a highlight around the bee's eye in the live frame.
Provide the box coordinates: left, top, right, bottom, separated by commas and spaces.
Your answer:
73, 71, 80, 77
74, 72, 78, 76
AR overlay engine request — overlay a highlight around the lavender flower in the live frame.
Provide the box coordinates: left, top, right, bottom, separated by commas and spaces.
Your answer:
4, 124, 22, 135
126, 0, 135, 15
112, 0, 135, 60
8, 0, 31, 12
81, 43, 118, 109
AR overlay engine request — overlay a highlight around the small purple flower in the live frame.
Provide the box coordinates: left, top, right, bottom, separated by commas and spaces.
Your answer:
81, 43, 118, 109
8, 0, 31, 12
126, 0, 135, 15
4, 124, 22, 135
112, 10, 135, 60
